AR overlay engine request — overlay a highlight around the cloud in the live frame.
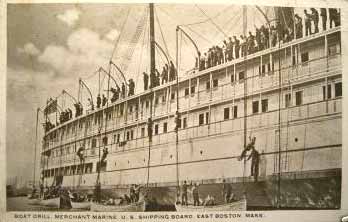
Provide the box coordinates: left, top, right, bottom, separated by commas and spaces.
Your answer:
105, 29, 120, 42
17, 42, 41, 56
56, 8, 81, 27
38, 28, 113, 76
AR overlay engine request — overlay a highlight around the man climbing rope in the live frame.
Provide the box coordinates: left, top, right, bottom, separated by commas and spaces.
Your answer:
76, 146, 85, 163
247, 146, 260, 182
239, 136, 256, 161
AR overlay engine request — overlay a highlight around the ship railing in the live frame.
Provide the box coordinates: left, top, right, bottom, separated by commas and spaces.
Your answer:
46, 96, 341, 165
44, 53, 341, 150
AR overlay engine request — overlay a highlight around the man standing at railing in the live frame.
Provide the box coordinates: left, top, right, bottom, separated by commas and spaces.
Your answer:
304, 9, 312, 36
311, 8, 319, 34
320, 8, 327, 31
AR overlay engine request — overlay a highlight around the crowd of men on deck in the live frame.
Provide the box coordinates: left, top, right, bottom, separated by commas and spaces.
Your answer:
197, 8, 340, 71
143, 61, 177, 91
44, 8, 340, 130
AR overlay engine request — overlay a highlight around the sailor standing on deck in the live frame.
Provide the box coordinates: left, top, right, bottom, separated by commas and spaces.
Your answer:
102, 94, 107, 107
311, 8, 319, 34
181, 180, 188, 205
192, 183, 200, 206
143, 72, 149, 91
222, 179, 232, 203
304, 9, 312, 36
96, 94, 101, 109
320, 8, 327, 31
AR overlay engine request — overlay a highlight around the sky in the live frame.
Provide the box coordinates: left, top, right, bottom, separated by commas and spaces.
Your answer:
6, 3, 276, 185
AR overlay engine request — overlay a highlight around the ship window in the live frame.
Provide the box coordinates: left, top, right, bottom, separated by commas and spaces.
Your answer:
224, 107, 230, 120
117, 134, 120, 143
141, 127, 145, 137
323, 85, 332, 100
335, 82, 342, 97
205, 112, 209, 124
301, 52, 309, 63
171, 92, 175, 100
92, 138, 97, 148
328, 44, 340, 55
285, 93, 291, 107
213, 79, 218, 88
206, 81, 211, 90
185, 88, 189, 96
146, 100, 149, 108
292, 55, 296, 65
103, 136, 108, 145
183, 117, 187, 128
233, 105, 238, 118
238, 71, 245, 81
155, 124, 159, 135
295, 91, 303, 106
252, 101, 259, 114
261, 65, 266, 75
261, 99, 268, 112
199, 113, 204, 126
97, 161, 107, 172
231, 73, 235, 83
191, 86, 195, 94
163, 122, 168, 133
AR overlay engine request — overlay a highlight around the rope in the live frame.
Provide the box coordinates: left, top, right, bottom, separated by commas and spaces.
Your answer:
110, 7, 131, 61
135, 15, 148, 86
226, 13, 242, 36
183, 5, 236, 27
195, 4, 228, 38
81, 69, 99, 80
155, 8, 171, 60
185, 25, 214, 45
119, 7, 148, 73
212, 9, 241, 42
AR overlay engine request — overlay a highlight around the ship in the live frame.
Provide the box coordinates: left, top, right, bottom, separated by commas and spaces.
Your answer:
37, 4, 342, 210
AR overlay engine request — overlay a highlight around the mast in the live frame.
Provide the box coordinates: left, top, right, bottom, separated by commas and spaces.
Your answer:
277, 8, 282, 209
32, 107, 40, 188
146, 3, 155, 187
175, 26, 180, 190
242, 5, 248, 185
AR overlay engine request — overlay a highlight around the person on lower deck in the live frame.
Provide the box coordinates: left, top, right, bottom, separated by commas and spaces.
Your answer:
181, 180, 188, 205
130, 184, 136, 203
222, 179, 232, 203
192, 183, 200, 206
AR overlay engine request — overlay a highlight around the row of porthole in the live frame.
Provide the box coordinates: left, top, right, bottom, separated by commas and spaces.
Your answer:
112, 151, 205, 166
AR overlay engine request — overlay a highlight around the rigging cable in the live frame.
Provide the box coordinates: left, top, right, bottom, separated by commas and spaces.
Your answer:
181, 5, 236, 27
184, 25, 214, 45
212, 9, 241, 42
154, 8, 172, 61
194, 4, 228, 38
135, 13, 149, 87
109, 7, 132, 61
